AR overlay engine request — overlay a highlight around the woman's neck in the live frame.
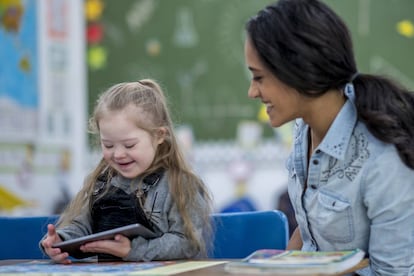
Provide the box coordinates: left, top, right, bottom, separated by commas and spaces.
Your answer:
304, 89, 346, 149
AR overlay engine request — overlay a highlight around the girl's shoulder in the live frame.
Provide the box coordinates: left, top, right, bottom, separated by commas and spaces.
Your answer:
92, 170, 111, 195
143, 169, 165, 186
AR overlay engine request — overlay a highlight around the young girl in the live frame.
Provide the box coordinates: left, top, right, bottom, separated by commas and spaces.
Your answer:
41, 79, 213, 264
245, 0, 414, 275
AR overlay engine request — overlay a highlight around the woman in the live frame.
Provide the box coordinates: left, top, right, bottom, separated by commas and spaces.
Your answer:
244, 0, 414, 275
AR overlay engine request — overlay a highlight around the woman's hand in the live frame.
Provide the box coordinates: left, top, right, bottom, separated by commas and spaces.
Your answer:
41, 224, 72, 264
80, 234, 132, 258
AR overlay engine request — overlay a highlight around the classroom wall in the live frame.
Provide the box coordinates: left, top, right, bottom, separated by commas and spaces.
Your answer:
1, 0, 413, 216
87, 0, 414, 141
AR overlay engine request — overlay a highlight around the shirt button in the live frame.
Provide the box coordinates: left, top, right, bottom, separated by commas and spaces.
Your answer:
312, 159, 319, 165
310, 184, 317, 189
315, 149, 321, 154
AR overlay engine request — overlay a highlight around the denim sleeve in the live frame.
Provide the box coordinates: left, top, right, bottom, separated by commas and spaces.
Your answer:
362, 147, 414, 275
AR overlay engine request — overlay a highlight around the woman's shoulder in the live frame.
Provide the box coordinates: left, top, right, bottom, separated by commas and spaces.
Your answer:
354, 121, 400, 160
354, 122, 414, 179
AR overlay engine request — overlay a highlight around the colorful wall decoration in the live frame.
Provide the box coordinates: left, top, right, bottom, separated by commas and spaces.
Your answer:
0, 0, 87, 216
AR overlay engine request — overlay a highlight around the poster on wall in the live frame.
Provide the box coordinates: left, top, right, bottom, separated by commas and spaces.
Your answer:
0, 0, 86, 216
0, 0, 38, 140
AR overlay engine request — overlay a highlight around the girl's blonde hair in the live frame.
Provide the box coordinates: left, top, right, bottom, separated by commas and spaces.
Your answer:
57, 79, 213, 256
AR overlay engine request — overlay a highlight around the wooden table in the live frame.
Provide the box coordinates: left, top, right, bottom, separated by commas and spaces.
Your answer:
0, 258, 369, 275
178, 259, 369, 275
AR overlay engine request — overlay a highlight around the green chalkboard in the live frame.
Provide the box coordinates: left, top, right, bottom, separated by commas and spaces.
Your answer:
87, 0, 414, 141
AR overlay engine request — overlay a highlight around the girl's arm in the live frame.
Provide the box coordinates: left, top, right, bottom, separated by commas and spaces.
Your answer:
125, 187, 207, 261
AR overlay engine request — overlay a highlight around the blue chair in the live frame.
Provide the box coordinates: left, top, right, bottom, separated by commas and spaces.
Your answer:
0, 215, 59, 259
209, 210, 289, 259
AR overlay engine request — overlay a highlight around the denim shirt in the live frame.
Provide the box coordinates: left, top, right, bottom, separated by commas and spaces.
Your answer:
286, 86, 414, 275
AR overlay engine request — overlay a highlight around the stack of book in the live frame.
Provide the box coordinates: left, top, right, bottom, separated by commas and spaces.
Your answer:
225, 248, 366, 275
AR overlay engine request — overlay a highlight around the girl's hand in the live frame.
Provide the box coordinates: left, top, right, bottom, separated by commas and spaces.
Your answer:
80, 234, 132, 258
41, 224, 72, 264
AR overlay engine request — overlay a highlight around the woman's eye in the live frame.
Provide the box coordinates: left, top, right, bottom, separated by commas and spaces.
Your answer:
125, 144, 135, 149
103, 145, 113, 149
253, 76, 263, 82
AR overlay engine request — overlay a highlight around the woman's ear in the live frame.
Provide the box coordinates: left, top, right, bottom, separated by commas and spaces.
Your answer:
156, 127, 167, 144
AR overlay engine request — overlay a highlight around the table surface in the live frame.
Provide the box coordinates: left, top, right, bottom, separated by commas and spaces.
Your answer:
0, 258, 369, 276
178, 259, 369, 276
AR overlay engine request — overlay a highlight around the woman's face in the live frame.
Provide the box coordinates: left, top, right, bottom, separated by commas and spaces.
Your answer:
244, 38, 305, 127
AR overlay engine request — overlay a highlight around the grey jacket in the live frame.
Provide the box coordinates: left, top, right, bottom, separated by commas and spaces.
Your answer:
42, 171, 209, 261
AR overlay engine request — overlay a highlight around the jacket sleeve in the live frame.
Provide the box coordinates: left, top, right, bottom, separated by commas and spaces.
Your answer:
124, 183, 208, 261
39, 206, 93, 254
56, 209, 93, 241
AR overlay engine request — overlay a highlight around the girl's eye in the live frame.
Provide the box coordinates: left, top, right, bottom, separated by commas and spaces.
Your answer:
253, 76, 263, 82
103, 145, 113, 149
125, 144, 135, 149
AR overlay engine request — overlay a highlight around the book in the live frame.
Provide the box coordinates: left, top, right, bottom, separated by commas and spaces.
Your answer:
52, 223, 158, 259
224, 248, 366, 275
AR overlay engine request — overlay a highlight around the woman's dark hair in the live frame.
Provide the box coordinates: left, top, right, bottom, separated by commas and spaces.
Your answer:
246, 0, 414, 169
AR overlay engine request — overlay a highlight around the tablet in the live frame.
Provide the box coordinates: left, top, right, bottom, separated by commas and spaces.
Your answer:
52, 223, 157, 258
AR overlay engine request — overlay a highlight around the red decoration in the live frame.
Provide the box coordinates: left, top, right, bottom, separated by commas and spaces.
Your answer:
86, 23, 103, 44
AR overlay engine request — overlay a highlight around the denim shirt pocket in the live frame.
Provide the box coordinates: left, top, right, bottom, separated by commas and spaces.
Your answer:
317, 192, 354, 243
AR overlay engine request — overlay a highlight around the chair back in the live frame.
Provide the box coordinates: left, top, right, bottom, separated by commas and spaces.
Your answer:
209, 210, 289, 259
0, 215, 59, 259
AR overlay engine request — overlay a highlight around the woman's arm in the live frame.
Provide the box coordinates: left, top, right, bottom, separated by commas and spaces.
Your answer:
363, 149, 414, 274
286, 226, 302, 250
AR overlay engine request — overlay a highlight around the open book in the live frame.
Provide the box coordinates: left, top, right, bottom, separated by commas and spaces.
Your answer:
225, 248, 366, 275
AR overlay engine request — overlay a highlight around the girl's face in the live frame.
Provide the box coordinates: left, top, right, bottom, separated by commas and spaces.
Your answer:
98, 107, 164, 179
244, 38, 305, 127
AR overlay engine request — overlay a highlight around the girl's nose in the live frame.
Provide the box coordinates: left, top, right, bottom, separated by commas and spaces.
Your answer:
113, 147, 126, 159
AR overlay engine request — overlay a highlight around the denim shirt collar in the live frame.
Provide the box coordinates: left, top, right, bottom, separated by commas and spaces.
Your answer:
318, 98, 358, 160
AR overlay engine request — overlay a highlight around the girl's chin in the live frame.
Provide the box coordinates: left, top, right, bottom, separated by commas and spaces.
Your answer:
116, 167, 140, 179
118, 172, 139, 179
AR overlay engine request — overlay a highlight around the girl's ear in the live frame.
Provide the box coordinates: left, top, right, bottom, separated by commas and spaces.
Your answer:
156, 127, 167, 144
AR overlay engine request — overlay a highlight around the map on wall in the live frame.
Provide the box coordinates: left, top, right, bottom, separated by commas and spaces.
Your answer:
0, 0, 43, 215
0, 0, 38, 140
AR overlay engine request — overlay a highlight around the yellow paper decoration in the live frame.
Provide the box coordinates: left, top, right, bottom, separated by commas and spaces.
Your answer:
88, 45, 107, 70
85, 0, 104, 22
396, 20, 414, 38
257, 104, 269, 123
0, 185, 27, 210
